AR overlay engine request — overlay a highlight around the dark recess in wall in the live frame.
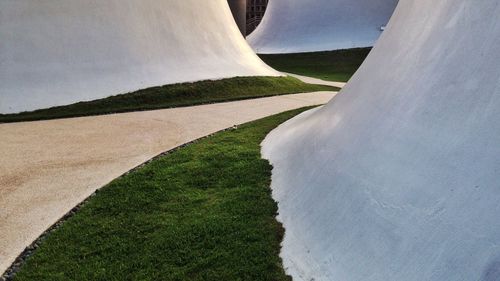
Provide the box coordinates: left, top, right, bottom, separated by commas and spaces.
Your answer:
246, 0, 269, 35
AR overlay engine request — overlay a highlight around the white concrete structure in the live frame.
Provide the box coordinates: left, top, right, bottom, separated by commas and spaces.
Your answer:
263, 0, 500, 280
247, 0, 399, 54
0, 0, 279, 114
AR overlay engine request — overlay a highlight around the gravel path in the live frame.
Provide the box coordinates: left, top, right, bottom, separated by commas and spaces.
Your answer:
283, 72, 347, 88
0, 91, 335, 274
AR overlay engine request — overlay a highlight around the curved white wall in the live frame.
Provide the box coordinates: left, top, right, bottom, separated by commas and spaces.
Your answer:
0, 0, 279, 114
263, 0, 500, 280
247, 0, 399, 54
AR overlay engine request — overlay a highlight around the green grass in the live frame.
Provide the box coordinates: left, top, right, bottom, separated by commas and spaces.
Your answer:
0, 76, 335, 123
259, 48, 372, 82
13, 107, 314, 281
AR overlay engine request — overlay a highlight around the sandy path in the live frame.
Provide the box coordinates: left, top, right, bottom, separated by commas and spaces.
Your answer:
0, 91, 335, 273
284, 72, 347, 89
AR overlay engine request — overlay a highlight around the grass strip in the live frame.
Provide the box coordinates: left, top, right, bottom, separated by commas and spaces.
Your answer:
12, 107, 314, 281
259, 47, 371, 82
0, 76, 335, 123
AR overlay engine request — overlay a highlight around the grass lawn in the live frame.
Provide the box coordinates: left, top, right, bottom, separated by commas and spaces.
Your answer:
259, 47, 372, 82
0, 76, 335, 123
12, 107, 315, 281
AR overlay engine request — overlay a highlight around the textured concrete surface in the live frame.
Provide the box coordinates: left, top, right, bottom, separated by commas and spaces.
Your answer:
0, 91, 335, 274
0, 0, 278, 114
262, 0, 500, 280
248, 0, 398, 54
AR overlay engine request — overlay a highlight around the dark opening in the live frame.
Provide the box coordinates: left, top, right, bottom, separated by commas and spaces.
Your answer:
246, 0, 269, 35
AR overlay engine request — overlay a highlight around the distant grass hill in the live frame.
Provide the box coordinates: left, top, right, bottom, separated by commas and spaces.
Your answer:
259, 48, 371, 83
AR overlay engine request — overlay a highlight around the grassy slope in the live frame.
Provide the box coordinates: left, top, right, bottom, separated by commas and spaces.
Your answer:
0, 76, 335, 123
13, 107, 314, 281
259, 48, 371, 82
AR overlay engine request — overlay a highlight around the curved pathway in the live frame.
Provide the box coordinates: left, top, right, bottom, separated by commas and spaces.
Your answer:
284, 72, 347, 88
0, 91, 337, 274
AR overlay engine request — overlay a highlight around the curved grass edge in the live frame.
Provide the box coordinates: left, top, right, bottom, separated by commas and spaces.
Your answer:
259, 47, 372, 83
7, 107, 316, 281
0, 76, 336, 123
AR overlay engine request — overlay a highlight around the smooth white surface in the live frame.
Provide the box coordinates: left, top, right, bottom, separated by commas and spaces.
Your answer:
262, 0, 500, 280
247, 0, 399, 54
0, 0, 279, 114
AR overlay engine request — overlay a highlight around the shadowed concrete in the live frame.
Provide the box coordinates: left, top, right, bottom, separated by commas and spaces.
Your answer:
262, 0, 500, 280
228, 0, 247, 36
0, 0, 278, 114
0, 91, 336, 274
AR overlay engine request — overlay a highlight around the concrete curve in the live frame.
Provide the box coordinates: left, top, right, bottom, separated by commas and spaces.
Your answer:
0, 0, 279, 114
262, 0, 500, 280
247, 0, 399, 54
228, 0, 247, 36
